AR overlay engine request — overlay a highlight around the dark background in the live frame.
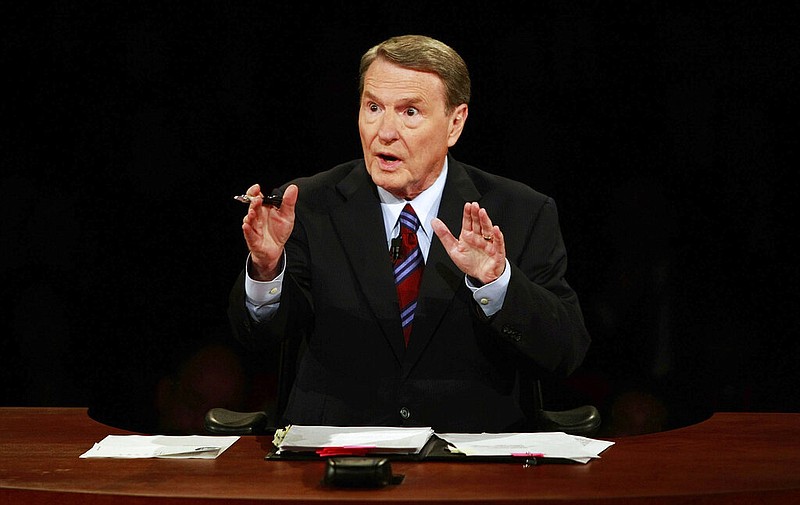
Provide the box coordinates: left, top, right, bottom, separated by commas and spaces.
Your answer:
2, 2, 798, 436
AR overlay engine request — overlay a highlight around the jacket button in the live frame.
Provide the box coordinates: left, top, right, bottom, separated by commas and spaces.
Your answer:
502, 326, 522, 341
399, 407, 411, 420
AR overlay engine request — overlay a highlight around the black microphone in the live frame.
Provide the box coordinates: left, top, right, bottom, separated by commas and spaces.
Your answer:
391, 237, 402, 261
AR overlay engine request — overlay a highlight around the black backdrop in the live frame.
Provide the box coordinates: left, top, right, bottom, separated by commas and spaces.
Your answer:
2, 2, 798, 436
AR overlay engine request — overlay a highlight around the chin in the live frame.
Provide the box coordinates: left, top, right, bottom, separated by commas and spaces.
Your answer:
373, 178, 404, 198
370, 168, 395, 183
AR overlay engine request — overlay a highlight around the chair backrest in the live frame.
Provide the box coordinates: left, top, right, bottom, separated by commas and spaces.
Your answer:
207, 334, 601, 437
275, 339, 600, 436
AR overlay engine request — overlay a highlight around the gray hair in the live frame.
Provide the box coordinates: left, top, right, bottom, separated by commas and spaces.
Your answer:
359, 35, 471, 113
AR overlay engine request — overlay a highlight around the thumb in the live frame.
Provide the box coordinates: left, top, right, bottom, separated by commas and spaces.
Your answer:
431, 218, 457, 250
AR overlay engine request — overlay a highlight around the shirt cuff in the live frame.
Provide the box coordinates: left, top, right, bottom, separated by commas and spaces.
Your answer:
244, 252, 285, 320
466, 259, 510, 317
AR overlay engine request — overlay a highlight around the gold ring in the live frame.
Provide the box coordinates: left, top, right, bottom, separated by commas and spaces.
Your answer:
483, 235, 493, 241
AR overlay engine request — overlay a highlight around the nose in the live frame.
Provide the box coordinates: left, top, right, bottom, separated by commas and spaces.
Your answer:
377, 112, 400, 144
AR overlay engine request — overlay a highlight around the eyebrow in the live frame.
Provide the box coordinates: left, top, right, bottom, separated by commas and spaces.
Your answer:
362, 90, 426, 109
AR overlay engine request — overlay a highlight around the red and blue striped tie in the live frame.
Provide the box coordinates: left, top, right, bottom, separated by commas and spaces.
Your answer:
394, 204, 424, 346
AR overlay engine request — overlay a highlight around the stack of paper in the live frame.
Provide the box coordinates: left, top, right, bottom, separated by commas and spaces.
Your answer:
79, 428, 614, 464
273, 425, 434, 456
437, 432, 614, 463
79, 435, 240, 459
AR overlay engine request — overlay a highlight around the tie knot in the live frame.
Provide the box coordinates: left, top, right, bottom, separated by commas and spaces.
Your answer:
399, 204, 420, 232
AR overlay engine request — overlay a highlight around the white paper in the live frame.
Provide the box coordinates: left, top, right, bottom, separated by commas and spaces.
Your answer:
274, 425, 434, 454
79, 435, 240, 459
437, 432, 614, 464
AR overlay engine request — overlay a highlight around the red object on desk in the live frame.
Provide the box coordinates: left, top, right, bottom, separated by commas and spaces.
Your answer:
316, 446, 374, 457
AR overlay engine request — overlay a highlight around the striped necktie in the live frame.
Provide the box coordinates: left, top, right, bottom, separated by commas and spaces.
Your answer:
393, 204, 424, 346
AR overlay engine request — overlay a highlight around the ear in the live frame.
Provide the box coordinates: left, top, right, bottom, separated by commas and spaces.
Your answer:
446, 104, 469, 147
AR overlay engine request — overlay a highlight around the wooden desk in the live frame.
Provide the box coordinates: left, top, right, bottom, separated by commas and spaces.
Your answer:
1, 408, 799, 504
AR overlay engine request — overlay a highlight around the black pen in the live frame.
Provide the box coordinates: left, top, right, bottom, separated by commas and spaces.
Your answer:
233, 194, 283, 208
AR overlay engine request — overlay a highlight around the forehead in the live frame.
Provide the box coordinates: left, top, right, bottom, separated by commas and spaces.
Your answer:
362, 58, 446, 105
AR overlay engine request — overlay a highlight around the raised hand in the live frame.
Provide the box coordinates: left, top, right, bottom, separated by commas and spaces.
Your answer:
431, 202, 506, 285
241, 183, 298, 280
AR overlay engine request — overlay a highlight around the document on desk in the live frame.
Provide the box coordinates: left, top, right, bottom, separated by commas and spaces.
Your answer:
437, 432, 615, 464
79, 435, 240, 459
273, 425, 434, 456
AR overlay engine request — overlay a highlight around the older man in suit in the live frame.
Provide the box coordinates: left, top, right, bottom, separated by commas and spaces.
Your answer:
228, 35, 590, 432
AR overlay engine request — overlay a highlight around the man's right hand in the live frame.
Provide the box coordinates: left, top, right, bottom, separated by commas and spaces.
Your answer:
241, 183, 298, 281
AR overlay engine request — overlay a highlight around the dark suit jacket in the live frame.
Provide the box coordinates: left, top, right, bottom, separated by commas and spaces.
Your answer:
228, 155, 590, 432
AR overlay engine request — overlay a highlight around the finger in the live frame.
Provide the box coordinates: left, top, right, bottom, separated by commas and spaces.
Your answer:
244, 183, 264, 211
279, 184, 299, 213
492, 225, 503, 241
478, 207, 495, 238
460, 202, 474, 236
241, 222, 261, 249
245, 204, 260, 227
465, 204, 485, 241
470, 202, 482, 226
491, 225, 505, 254
478, 207, 494, 231
473, 204, 488, 237
246, 183, 261, 196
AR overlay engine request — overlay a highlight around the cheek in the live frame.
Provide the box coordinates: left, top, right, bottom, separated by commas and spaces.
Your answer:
407, 126, 442, 149
359, 125, 377, 149
407, 134, 440, 159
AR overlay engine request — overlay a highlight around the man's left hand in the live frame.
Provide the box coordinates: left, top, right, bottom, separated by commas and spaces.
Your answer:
431, 202, 506, 285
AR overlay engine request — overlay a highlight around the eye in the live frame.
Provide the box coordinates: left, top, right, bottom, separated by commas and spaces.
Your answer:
368, 103, 380, 112
405, 107, 419, 117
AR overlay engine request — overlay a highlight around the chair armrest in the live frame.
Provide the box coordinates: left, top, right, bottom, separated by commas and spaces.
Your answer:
537, 405, 602, 437
204, 408, 270, 435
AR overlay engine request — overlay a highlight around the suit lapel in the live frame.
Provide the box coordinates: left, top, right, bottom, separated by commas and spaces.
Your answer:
402, 158, 482, 374
330, 164, 407, 361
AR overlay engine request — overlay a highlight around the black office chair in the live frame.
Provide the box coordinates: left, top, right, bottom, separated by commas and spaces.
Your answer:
205, 383, 600, 437
205, 335, 302, 436
518, 372, 601, 436
205, 336, 600, 436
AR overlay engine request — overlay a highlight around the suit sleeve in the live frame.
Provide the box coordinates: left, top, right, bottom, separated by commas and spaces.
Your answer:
484, 197, 590, 376
228, 218, 315, 352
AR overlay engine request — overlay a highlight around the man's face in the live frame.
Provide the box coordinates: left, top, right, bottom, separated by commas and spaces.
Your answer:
359, 58, 467, 200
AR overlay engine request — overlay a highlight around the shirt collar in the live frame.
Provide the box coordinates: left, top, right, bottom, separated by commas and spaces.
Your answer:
377, 158, 448, 239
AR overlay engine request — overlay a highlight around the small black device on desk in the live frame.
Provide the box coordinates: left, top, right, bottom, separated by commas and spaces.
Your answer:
323, 457, 404, 488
